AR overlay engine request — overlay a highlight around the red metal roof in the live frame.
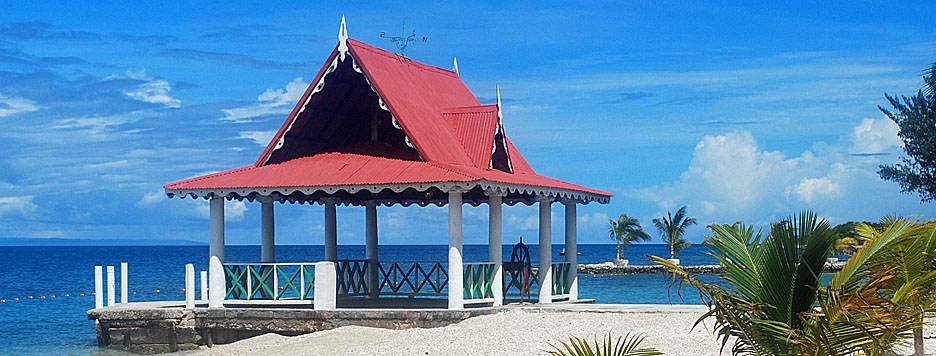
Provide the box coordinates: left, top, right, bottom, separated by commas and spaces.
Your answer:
165, 37, 611, 203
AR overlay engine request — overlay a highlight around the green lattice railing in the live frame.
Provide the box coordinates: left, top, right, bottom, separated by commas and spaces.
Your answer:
463, 262, 495, 300
551, 262, 572, 296
337, 260, 449, 297
336, 260, 370, 296
223, 263, 314, 301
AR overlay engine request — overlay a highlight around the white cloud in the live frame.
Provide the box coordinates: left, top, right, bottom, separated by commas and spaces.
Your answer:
0, 94, 41, 118
121, 70, 181, 108
787, 177, 841, 204
137, 191, 165, 207
193, 199, 249, 222
0, 196, 38, 218
221, 77, 308, 123
239, 131, 276, 146
577, 212, 609, 231
851, 118, 902, 154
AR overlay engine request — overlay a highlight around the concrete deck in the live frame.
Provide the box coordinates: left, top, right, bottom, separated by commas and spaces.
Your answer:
88, 298, 704, 354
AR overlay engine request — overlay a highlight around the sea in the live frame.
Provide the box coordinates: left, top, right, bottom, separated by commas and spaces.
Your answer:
0, 243, 723, 355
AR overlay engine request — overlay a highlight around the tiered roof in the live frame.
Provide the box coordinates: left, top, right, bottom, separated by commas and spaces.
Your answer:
165, 22, 611, 206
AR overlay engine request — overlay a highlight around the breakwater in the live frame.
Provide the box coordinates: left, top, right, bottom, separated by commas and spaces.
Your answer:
577, 261, 846, 275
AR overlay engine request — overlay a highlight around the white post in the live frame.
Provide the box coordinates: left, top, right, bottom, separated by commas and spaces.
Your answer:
448, 188, 465, 309
563, 199, 578, 301
313, 261, 337, 310
120, 262, 128, 304
200, 270, 208, 301
106, 266, 115, 307
261, 199, 275, 263
185, 264, 195, 309
209, 196, 225, 262
209, 256, 225, 308
487, 189, 505, 306
365, 200, 379, 298
323, 198, 339, 261
537, 195, 553, 304
94, 266, 103, 309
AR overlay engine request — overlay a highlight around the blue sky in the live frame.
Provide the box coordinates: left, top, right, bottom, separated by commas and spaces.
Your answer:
1, 2, 934, 246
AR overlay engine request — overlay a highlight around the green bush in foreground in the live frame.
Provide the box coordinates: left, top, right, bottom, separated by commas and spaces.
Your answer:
548, 333, 662, 356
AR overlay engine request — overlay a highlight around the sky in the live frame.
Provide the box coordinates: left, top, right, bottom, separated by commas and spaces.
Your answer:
1, 2, 934, 247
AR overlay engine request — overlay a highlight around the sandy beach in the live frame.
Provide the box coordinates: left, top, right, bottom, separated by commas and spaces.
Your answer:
182, 304, 936, 356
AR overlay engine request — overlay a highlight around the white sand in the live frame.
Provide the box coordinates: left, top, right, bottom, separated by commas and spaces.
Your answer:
184, 306, 936, 356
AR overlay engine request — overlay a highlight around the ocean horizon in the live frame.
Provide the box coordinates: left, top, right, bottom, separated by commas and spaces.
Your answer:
0, 243, 720, 355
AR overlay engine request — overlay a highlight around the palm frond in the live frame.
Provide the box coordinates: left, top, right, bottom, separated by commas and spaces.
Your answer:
548, 333, 662, 356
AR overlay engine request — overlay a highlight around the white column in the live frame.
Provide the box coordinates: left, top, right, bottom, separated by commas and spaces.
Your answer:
94, 266, 103, 309
563, 198, 578, 301
448, 188, 465, 309
209, 196, 225, 308
365, 200, 379, 298
537, 194, 553, 304
323, 198, 339, 261
200, 270, 208, 301
185, 264, 195, 309
313, 261, 337, 310
261, 199, 275, 263
209, 197, 225, 262
209, 256, 225, 308
120, 262, 128, 304
106, 266, 115, 306
487, 189, 505, 306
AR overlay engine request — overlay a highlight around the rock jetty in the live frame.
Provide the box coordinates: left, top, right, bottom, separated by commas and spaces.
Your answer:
577, 261, 846, 275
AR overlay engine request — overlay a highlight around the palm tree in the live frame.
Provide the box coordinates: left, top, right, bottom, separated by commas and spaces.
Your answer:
608, 214, 651, 261
651, 211, 922, 355
652, 206, 696, 260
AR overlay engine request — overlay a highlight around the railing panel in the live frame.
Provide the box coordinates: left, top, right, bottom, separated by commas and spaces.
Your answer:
377, 261, 448, 296
551, 262, 572, 296
223, 263, 315, 301
463, 262, 495, 301
336, 260, 370, 296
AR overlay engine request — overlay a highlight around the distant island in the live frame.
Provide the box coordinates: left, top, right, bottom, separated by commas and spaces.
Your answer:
0, 237, 206, 246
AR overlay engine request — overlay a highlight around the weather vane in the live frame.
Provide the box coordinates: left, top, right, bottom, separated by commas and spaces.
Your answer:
379, 19, 427, 57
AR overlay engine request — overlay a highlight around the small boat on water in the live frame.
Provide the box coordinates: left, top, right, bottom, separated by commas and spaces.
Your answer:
559, 248, 581, 256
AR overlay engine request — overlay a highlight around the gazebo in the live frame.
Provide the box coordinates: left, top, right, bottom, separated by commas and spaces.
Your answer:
164, 17, 611, 310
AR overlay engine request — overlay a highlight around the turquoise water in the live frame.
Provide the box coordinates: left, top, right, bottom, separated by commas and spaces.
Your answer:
0, 244, 719, 355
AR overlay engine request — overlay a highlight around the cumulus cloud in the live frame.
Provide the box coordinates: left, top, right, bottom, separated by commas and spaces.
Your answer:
120, 70, 181, 108
0, 196, 38, 218
221, 77, 308, 123
0, 94, 41, 118
787, 176, 841, 204
193, 199, 248, 222
851, 118, 902, 155
137, 191, 165, 207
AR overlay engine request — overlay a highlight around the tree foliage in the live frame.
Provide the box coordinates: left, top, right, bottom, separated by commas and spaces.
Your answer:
652, 206, 696, 259
608, 214, 651, 261
878, 62, 936, 202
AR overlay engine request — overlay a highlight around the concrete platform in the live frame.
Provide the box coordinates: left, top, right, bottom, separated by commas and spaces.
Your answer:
87, 298, 607, 354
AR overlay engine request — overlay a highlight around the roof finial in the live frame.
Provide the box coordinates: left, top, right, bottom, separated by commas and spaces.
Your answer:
496, 84, 503, 120
338, 15, 349, 61
453, 57, 459, 77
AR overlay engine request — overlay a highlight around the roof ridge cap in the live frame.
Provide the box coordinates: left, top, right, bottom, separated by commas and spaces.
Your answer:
347, 38, 459, 77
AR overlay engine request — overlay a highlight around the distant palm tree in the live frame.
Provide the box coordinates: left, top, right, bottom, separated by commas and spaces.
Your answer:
608, 214, 651, 261
653, 206, 696, 260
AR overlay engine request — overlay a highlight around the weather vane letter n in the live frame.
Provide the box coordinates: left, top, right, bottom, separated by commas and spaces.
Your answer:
379, 19, 428, 57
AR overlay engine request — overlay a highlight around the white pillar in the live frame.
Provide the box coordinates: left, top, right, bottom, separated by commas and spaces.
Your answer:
185, 264, 195, 309
200, 270, 208, 301
209, 256, 225, 308
537, 195, 553, 304
448, 188, 465, 309
94, 266, 103, 309
209, 197, 225, 262
323, 198, 339, 261
563, 198, 578, 301
209, 196, 226, 308
261, 199, 275, 263
120, 262, 128, 304
314, 261, 337, 310
106, 266, 115, 306
487, 189, 505, 306
365, 200, 379, 297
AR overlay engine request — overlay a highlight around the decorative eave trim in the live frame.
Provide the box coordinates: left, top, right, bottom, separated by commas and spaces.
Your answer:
164, 180, 610, 207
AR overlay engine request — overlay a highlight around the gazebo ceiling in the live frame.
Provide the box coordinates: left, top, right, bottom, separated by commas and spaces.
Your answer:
164, 23, 612, 207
